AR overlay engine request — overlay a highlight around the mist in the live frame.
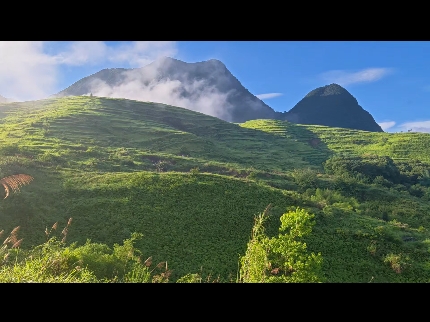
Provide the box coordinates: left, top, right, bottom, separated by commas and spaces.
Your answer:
83, 58, 236, 121
0, 41, 178, 102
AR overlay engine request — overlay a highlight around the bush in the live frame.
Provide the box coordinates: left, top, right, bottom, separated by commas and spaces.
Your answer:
324, 155, 401, 184
383, 253, 410, 274
238, 205, 323, 283
0, 226, 171, 283
291, 168, 320, 190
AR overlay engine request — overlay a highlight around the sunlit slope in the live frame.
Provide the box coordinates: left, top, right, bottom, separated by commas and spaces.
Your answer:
240, 119, 430, 163
0, 97, 320, 173
1, 97, 430, 282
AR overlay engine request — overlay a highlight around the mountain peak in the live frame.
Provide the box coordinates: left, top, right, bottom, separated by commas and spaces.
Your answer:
152, 56, 226, 67
305, 83, 349, 98
285, 84, 383, 132
156, 56, 182, 63
206, 58, 225, 65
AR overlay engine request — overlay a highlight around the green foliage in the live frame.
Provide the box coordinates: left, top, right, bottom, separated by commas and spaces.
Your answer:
383, 253, 410, 274
189, 167, 200, 175
239, 206, 323, 283
0, 229, 170, 283
176, 273, 203, 283
324, 155, 401, 183
291, 168, 320, 190
2, 97, 430, 282
0, 237, 98, 283
310, 188, 359, 215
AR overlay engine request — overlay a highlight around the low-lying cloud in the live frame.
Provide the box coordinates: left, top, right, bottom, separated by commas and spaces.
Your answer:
320, 68, 393, 86
378, 120, 430, 133
0, 41, 178, 102
378, 121, 396, 131
256, 92, 283, 100
396, 120, 430, 133
0, 41, 237, 120
0, 41, 58, 101
85, 62, 235, 121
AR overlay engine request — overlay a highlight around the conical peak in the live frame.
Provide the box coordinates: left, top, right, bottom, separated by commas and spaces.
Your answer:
305, 83, 350, 98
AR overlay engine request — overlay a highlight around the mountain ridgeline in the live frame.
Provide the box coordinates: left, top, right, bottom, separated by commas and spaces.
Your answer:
55, 57, 383, 132
55, 57, 278, 123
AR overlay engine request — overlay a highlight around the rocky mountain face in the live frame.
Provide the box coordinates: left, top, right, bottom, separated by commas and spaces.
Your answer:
54, 57, 277, 123
282, 84, 383, 132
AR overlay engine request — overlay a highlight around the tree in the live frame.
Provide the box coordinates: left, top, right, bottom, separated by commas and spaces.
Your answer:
239, 205, 323, 283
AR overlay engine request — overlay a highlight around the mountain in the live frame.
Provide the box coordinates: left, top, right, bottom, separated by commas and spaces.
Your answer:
282, 84, 384, 132
55, 59, 383, 132
54, 57, 278, 123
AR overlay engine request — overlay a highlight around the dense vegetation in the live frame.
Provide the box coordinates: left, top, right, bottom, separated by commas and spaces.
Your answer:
1, 96, 430, 282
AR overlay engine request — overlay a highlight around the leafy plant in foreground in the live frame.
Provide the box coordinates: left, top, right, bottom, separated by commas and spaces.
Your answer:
0, 221, 172, 283
238, 205, 323, 283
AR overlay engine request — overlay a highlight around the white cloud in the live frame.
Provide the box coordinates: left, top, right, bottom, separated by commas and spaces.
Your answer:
0, 41, 58, 101
54, 41, 177, 68
396, 120, 430, 133
320, 68, 393, 86
0, 41, 178, 101
86, 61, 235, 121
378, 121, 396, 131
54, 41, 108, 66
256, 93, 283, 100
108, 41, 178, 67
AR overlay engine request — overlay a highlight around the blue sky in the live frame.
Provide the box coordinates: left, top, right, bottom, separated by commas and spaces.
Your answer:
1, 41, 429, 132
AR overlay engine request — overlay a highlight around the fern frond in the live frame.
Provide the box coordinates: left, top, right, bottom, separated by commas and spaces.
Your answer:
0, 174, 34, 199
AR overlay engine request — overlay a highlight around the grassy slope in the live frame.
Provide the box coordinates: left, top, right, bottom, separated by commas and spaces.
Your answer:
241, 119, 430, 163
1, 97, 430, 282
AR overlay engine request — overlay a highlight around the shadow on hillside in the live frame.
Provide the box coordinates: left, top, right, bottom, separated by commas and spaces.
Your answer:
43, 98, 337, 172
110, 99, 338, 170
237, 120, 335, 168
282, 121, 334, 165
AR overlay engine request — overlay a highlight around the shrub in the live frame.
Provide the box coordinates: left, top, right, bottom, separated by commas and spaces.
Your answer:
238, 205, 323, 283
383, 253, 410, 274
291, 168, 319, 190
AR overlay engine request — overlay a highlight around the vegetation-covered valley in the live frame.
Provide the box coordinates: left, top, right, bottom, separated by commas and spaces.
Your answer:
1, 96, 430, 282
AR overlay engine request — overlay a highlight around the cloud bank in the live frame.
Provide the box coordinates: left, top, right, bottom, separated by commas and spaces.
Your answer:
0, 41, 177, 101
320, 68, 393, 86
378, 120, 430, 133
85, 60, 235, 121
256, 92, 283, 100
0, 41, 58, 101
396, 120, 430, 133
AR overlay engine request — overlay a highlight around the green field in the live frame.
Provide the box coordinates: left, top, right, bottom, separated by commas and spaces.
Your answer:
1, 96, 430, 282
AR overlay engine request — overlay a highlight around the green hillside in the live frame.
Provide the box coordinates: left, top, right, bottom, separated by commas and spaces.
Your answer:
1, 97, 430, 282
241, 119, 430, 163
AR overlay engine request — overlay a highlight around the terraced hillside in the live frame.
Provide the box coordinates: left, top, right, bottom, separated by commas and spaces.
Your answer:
241, 119, 430, 163
1, 97, 430, 282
